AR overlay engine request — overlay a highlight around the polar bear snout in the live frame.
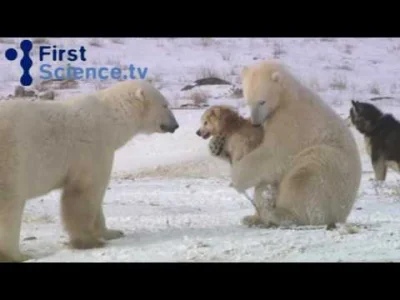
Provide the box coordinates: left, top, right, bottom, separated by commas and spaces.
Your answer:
160, 115, 179, 133
159, 108, 179, 133
160, 122, 179, 133
250, 103, 269, 127
250, 109, 264, 126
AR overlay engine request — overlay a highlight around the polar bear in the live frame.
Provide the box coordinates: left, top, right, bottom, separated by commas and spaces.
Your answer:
221, 60, 362, 228
0, 79, 179, 262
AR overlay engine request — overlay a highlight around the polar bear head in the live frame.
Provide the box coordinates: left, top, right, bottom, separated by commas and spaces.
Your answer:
133, 81, 179, 134
100, 80, 179, 135
241, 60, 293, 127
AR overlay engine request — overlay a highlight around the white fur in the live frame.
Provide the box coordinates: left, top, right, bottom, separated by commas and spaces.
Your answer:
0, 79, 179, 262
231, 60, 362, 227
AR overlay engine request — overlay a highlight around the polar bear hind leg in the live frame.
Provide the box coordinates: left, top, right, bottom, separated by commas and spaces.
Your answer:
258, 145, 356, 227
241, 183, 279, 228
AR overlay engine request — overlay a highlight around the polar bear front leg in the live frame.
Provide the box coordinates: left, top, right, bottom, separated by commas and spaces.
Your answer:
0, 199, 32, 262
61, 183, 106, 249
94, 208, 124, 241
60, 158, 121, 249
230, 146, 279, 193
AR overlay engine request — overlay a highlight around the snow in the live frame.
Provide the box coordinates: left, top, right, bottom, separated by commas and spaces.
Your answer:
2, 37, 400, 262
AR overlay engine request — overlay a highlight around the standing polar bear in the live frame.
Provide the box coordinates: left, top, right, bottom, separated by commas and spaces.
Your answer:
0, 79, 179, 262
220, 60, 362, 228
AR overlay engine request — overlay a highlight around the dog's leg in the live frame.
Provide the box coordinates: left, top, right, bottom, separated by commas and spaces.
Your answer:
371, 145, 387, 181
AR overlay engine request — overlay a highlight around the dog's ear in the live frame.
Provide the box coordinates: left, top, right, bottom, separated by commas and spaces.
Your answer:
212, 107, 222, 118
351, 100, 361, 113
221, 108, 239, 127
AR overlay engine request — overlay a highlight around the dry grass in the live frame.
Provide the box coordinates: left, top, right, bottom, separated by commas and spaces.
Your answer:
3, 72, 20, 82
336, 64, 353, 71
370, 59, 382, 65
32, 38, 50, 44
117, 63, 130, 71
23, 213, 55, 224
146, 72, 164, 89
196, 67, 226, 80
329, 75, 348, 90
189, 90, 210, 106
35, 78, 79, 91
89, 38, 102, 47
228, 66, 238, 77
90, 59, 101, 66
344, 44, 354, 55
273, 42, 286, 58
230, 87, 243, 98
156, 39, 166, 48
309, 78, 326, 93
199, 38, 215, 47
390, 83, 397, 94
372, 180, 400, 202
320, 38, 336, 42
110, 38, 124, 44
369, 83, 380, 95
94, 81, 109, 90
0, 38, 16, 44
331, 97, 344, 107
220, 51, 231, 61
105, 58, 129, 69
388, 44, 400, 53
105, 58, 120, 65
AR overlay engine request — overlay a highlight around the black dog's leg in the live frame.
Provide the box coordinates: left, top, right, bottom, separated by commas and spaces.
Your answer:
371, 143, 387, 181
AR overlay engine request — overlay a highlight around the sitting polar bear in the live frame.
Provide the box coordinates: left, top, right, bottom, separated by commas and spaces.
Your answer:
218, 60, 362, 228
0, 79, 179, 262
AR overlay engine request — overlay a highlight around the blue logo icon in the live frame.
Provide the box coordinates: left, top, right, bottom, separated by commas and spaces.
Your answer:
5, 39, 33, 86
4, 39, 149, 86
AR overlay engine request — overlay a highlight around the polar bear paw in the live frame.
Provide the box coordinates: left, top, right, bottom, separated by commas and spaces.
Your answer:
241, 214, 263, 227
70, 237, 106, 250
0, 250, 33, 262
103, 229, 124, 240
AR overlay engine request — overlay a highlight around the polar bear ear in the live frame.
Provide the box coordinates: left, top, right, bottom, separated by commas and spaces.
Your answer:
135, 88, 145, 102
271, 71, 282, 82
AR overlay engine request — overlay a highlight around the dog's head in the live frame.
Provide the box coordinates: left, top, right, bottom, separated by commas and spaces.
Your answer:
196, 105, 241, 139
350, 100, 383, 134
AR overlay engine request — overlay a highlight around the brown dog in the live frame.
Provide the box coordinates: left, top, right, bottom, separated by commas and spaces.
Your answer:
196, 105, 277, 226
196, 105, 264, 164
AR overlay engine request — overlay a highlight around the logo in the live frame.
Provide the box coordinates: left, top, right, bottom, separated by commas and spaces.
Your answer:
5, 39, 148, 87
5, 39, 33, 86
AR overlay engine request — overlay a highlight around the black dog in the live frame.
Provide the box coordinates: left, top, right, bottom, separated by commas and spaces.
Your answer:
350, 100, 400, 181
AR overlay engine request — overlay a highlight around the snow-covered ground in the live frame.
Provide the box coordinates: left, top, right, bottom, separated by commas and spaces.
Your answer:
2, 37, 400, 262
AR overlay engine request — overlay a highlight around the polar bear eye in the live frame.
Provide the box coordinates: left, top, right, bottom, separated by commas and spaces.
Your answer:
259, 100, 266, 105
